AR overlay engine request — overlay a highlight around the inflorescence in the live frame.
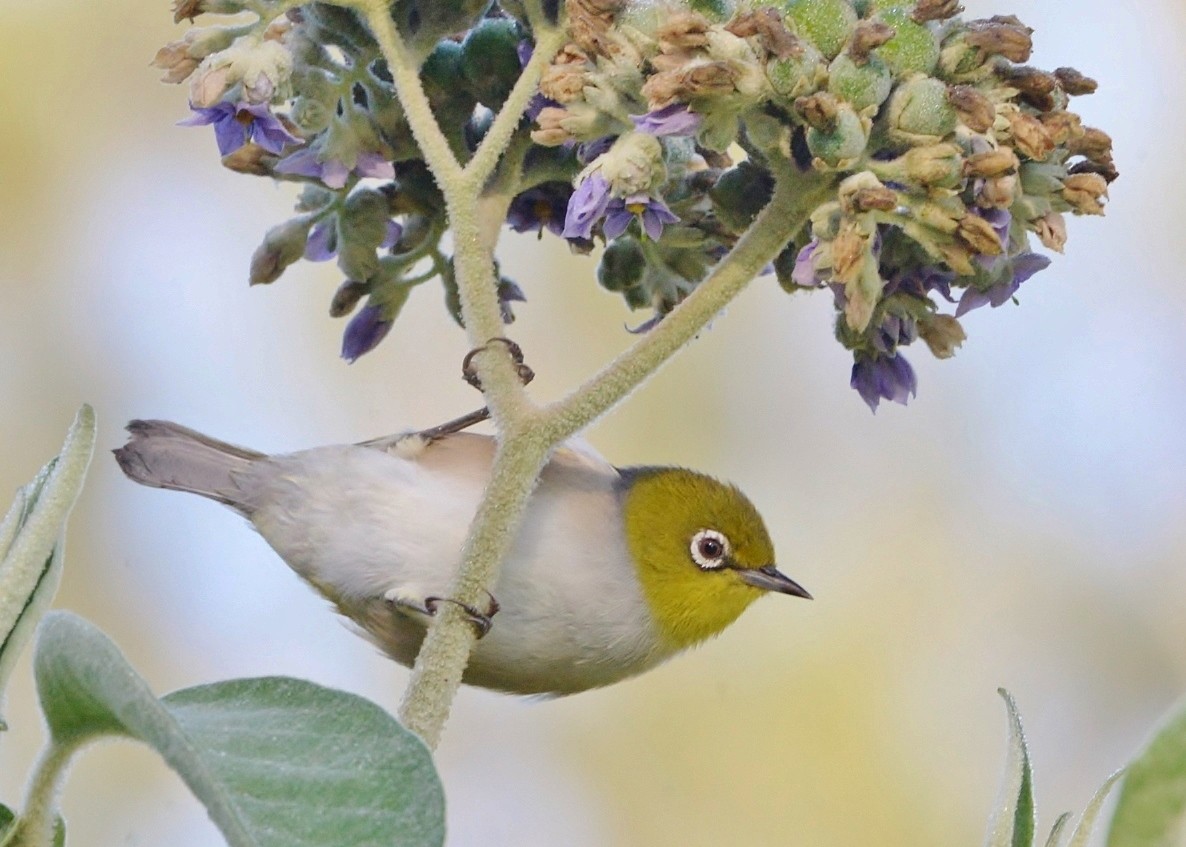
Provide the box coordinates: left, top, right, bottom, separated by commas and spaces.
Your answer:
155, 0, 1115, 409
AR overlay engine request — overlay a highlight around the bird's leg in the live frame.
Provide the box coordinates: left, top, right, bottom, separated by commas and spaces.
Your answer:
461, 337, 535, 391
423, 592, 501, 639
417, 407, 491, 441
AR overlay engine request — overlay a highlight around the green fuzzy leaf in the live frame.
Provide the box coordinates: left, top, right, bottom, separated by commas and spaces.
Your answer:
1108, 696, 1186, 847
0, 405, 96, 730
34, 612, 445, 847
985, 689, 1035, 847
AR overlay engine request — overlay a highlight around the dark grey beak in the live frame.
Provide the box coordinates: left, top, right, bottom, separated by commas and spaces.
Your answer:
735, 565, 812, 599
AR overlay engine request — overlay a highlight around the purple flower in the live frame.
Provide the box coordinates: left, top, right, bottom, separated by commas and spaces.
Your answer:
603, 193, 679, 240
562, 171, 612, 239
507, 183, 573, 237
180, 101, 299, 156
575, 136, 615, 164
275, 148, 394, 189
341, 304, 393, 362
517, 39, 558, 120
791, 239, 826, 287
630, 104, 703, 137
955, 251, 1052, 316
851, 354, 917, 412
872, 313, 918, 355
885, 265, 956, 302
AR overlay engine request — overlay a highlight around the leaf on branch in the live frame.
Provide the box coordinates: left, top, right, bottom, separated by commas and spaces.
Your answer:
0, 405, 96, 729
984, 688, 1035, 847
33, 612, 445, 847
1107, 695, 1186, 847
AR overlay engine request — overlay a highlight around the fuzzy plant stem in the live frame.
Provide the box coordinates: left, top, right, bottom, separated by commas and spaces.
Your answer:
3, 738, 82, 847
342, 0, 838, 747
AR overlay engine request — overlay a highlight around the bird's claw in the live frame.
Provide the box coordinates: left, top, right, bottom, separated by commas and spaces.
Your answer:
423, 592, 500, 639
462, 337, 534, 391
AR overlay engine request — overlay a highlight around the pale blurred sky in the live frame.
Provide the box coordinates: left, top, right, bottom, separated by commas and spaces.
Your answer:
1, 1, 1184, 845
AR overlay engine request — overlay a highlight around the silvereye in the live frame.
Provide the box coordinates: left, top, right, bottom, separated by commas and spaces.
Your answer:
115, 419, 810, 695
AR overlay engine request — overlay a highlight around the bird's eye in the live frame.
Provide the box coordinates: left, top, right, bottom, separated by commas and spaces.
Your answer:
690, 529, 730, 570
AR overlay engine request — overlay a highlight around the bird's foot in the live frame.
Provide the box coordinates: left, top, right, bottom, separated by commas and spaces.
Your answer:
423, 592, 501, 639
461, 337, 534, 391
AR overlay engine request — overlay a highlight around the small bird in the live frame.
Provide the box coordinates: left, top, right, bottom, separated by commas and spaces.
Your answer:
114, 419, 810, 696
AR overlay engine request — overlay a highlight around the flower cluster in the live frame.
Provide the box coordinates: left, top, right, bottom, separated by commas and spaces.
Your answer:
155, 0, 1115, 409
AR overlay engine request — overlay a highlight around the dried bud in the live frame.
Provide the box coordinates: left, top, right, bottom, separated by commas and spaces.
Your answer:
963, 15, 1033, 63
1054, 66, 1098, 96
838, 172, 895, 214
1061, 172, 1108, 215
642, 61, 738, 107
947, 84, 995, 133
250, 217, 313, 285
956, 213, 1004, 256
1005, 110, 1055, 160
567, 0, 623, 53
848, 21, 895, 64
1032, 210, 1067, 252
222, 142, 277, 176
999, 65, 1060, 111
1068, 159, 1119, 184
901, 143, 964, 187
963, 148, 1019, 179
795, 92, 840, 130
329, 280, 368, 317
1038, 110, 1083, 146
918, 314, 966, 358
912, 0, 963, 23
1067, 127, 1114, 164
977, 174, 1017, 209
725, 9, 801, 60
540, 47, 591, 103
657, 12, 712, 53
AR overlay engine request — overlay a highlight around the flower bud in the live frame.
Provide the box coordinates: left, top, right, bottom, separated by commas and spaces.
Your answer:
250, 217, 313, 285
998, 65, 1061, 112
940, 15, 1033, 79
329, 279, 368, 317
911, 0, 962, 24
827, 51, 892, 111
597, 238, 647, 292
806, 103, 869, 169
885, 75, 956, 145
873, 7, 940, 77
784, 0, 858, 60
765, 42, 827, 101
709, 161, 774, 233
461, 18, 523, 110
341, 303, 393, 362
963, 148, 1019, 179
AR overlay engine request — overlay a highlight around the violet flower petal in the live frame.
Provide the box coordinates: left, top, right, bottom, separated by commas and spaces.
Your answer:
562, 171, 611, 239
341, 304, 393, 362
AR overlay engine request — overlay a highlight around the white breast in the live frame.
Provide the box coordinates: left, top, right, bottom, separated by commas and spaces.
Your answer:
243, 434, 669, 694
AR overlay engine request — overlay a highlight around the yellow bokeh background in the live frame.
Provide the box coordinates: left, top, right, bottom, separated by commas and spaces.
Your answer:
2, 1, 1184, 844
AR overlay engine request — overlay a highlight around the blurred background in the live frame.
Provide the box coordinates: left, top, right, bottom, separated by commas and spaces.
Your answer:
2, 0, 1183, 844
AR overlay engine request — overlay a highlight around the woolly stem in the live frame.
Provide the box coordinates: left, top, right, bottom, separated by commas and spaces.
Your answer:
4, 738, 83, 847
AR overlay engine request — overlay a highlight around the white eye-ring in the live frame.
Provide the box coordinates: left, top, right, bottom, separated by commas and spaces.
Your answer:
690, 529, 731, 570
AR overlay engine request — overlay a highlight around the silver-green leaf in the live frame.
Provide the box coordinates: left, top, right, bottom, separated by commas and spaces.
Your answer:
0, 405, 96, 728
985, 688, 1035, 847
1108, 696, 1186, 847
34, 612, 445, 847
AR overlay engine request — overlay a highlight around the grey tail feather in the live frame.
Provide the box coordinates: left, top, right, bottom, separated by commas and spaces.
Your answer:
113, 420, 265, 514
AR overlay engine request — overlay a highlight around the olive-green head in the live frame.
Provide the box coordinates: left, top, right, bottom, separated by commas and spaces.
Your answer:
619, 467, 811, 650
